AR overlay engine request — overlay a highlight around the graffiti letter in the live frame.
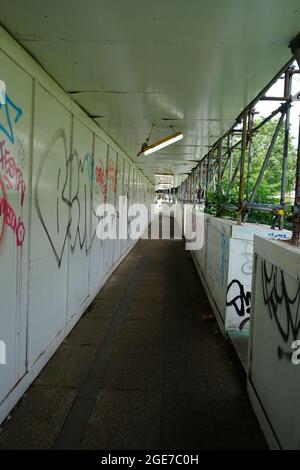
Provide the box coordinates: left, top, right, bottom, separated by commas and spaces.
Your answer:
291, 340, 300, 365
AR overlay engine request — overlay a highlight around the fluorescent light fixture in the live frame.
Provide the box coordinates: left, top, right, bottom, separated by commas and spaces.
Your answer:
143, 131, 183, 155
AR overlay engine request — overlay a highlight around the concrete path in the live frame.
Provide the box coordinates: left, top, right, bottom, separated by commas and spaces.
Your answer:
0, 239, 267, 449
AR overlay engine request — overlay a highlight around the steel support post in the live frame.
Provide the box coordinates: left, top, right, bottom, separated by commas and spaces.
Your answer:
205, 153, 210, 211
200, 162, 203, 190
291, 115, 300, 245
228, 133, 233, 181
216, 138, 223, 216
244, 111, 285, 222
192, 169, 196, 205
237, 113, 248, 224
280, 67, 293, 229
225, 155, 241, 198
246, 110, 255, 201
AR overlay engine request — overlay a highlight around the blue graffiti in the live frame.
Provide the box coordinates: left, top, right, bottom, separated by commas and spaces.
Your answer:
220, 232, 229, 287
267, 232, 290, 240
0, 94, 23, 144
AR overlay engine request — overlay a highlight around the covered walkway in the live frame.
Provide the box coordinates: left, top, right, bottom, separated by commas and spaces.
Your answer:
0, 238, 266, 450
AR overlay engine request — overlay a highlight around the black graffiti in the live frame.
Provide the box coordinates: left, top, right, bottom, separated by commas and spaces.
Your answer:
261, 260, 300, 344
34, 129, 107, 267
226, 279, 251, 330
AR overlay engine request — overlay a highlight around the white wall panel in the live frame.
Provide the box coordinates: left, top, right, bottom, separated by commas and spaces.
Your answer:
67, 118, 93, 320
249, 238, 300, 449
103, 147, 117, 274
0, 52, 32, 402
113, 154, 124, 264
29, 84, 72, 366
121, 160, 130, 254
0, 28, 154, 425
128, 165, 136, 247
89, 135, 108, 293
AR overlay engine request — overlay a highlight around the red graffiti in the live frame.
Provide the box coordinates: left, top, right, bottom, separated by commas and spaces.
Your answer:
107, 161, 117, 193
0, 176, 6, 243
96, 165, 105, 185
95, 161, 108, 201
101, 184, 108, 201
0, 195, 25, 246
0, 139, 26, 206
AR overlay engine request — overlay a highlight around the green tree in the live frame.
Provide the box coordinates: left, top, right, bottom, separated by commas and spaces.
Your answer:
247, 117, 297, 203
207, 116, 297, 226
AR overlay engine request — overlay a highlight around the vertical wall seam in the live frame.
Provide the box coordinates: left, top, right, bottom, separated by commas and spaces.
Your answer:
24, 77, 37, 374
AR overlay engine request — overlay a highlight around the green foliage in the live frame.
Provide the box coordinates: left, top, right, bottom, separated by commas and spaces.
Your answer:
246, 118, 296, 203
206, 117, 297, 227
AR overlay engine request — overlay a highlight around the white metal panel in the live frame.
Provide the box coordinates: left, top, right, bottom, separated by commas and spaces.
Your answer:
137, 173, 141, 204
103, 146, 117, 274
121, 159, 130, 254
0, 25, 153, 426
0, 51, 32, 401
113, 154, 124, 264
131, 167, 139, 245
67, 117, 94, 319
89, 135, 108, 293
249, 240, 300, 449
29, 84, 72, 365
127, 165, 135, 247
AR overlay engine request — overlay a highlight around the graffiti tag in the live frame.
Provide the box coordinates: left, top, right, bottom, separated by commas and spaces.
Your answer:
226, 279, 251, 330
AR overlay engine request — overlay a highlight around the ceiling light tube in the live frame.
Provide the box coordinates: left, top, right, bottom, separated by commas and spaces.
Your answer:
144, 131, 183, 155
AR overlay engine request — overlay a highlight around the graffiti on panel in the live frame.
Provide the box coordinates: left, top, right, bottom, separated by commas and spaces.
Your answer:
95, 159, 107, 201
267, 232, 291, 241
34, 129, 116, 267
261, 260, 300, 360
0, 139, 26, 205
220, 232, 228, 287
241, 240, 253, 275
0, 95, 23, 144
107, 159, 118, 194
0, 187, 25, 246
86, 153, 94, 182
0, 94, 26, 247
16, 137, 26, 169
226, 279, 251, 330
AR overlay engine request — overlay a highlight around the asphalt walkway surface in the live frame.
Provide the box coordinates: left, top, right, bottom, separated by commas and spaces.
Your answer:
0, 238, 267, 449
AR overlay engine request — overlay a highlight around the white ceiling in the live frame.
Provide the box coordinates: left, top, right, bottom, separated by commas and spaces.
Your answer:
1, 0, 300, 187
